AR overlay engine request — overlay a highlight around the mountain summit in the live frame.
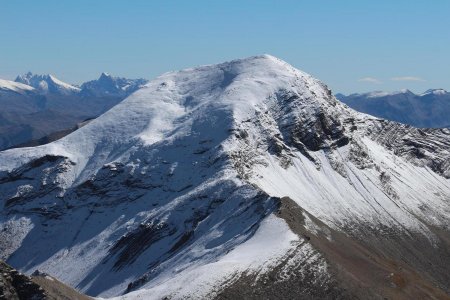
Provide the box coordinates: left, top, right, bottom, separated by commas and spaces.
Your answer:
0, 78, 35, 95
15, 72, 80, 95
80, 72, 148, 97
1, 55, 449, 299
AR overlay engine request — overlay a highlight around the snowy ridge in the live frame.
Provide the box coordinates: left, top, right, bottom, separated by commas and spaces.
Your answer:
0, 79, 35, 94
0, 55, 449, 299
344, 88, 448, 98
114, 214, 300, 299
15, 72, 80, 95
337, 88, 450, 128
421, 88, 448, 96
348, 89, 415, 99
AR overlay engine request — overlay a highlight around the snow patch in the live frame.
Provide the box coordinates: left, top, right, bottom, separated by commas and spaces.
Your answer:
113, 214, 298, 300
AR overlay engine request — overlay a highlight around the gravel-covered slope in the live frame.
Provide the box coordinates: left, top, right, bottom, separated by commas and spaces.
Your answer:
0, 55, 449, 299
0, 260, 46, 300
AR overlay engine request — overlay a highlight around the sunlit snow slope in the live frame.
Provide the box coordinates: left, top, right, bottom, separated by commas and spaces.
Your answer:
1, 55, 449, 299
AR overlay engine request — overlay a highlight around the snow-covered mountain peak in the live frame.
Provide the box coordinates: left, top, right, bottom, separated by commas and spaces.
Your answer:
2, 55, 338, 175
1, 55, 449, 299
346, 89, 417, 99
80, 73, 148, 97
15, 72, 80, 95
97, 72, 116, 83
0, 78, 35, 95
398, 88, 413, 94
422, 88, 448, 96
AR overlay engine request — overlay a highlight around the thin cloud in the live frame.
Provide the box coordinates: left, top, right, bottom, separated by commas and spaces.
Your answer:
391, 76, 425, 82
358, 77, 382, 84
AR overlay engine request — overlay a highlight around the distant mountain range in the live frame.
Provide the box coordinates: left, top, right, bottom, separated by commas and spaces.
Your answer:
336, 89, 450, 128
14, 72, 147, 97
81, 72, 148, 97
0, 73, 148, 150
15, 72, 81, 95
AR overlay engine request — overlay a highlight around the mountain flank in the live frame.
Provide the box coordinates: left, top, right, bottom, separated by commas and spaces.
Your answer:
0, 55, 449, 299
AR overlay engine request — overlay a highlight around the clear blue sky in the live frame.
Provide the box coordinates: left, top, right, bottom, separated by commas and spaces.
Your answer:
1, 0, 449, 94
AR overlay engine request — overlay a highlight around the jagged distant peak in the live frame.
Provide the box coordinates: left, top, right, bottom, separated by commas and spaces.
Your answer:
15, 72, 48, 83
15, 72, 80, 95
97, 72, 119, 83
15, 71, 33, 82
0, 78, 35, 94
80, 72, 148, 97
97, 71, 146, 83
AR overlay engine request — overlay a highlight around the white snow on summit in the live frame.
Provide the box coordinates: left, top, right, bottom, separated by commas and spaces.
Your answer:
0, 79, 35, 94
0, 55, 449, 299
15, 72, 80, 95
421, 88, 448, 96
80, 72, 148, 97
353, 89, 415, 99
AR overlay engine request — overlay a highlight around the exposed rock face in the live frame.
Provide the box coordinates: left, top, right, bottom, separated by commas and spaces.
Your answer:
0, 261, 93, 300
0, 55, 449, 299
0, 260, 46, 300
368, 121, 450, 178
0, 155, 74, 211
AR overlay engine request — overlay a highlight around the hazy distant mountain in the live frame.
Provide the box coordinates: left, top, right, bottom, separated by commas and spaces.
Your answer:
0, 78, 36, 95
81, 72, 148, 97
15, 72, 81, 95
0, 73, 148, 150
1, 56, 448, 299
336, 89, 450, 128
9, 118, 93, 149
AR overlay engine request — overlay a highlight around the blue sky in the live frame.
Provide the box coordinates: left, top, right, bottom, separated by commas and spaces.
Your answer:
1, 0, 449, 94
